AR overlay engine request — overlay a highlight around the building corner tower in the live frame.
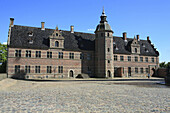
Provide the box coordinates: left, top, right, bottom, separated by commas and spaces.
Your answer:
94, 8, 114, 78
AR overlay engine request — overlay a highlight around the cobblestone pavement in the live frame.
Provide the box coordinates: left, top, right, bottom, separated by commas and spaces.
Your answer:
0, 78, 169, 113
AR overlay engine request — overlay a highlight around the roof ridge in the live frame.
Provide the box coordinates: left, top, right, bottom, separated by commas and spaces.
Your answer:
14, 25, 95, 35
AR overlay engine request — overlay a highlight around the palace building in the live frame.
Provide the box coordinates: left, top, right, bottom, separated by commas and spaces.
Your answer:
7, 9, 159, 79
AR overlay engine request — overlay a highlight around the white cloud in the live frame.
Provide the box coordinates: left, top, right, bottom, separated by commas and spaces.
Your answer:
2, 42, 7, 45
87, 29, 95, 31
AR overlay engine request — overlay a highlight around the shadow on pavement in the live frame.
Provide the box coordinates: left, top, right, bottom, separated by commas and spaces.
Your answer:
11, 77, 164, 82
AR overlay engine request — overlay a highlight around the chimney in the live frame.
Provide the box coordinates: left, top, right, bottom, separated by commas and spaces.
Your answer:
70, 25, 74, 33
10, 18, 14, 27
123, 32, 127, 40
41, 22, 45, 30
137, 35, 139, 41
147, 36, 150, 41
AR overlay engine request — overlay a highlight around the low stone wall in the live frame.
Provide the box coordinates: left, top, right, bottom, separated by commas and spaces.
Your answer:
0, 73, 7, 81
157, 68, 167, 77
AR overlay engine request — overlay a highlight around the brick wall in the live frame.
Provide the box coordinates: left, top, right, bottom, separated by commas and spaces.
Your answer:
113, 54, 159, 77
157, 68, 167, 77
7, 48, 94, 79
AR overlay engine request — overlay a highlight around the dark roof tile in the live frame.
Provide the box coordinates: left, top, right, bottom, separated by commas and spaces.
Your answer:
9, 25, 159, 56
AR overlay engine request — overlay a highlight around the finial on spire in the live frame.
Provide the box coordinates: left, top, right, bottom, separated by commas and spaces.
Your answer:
102, 6, 106, 16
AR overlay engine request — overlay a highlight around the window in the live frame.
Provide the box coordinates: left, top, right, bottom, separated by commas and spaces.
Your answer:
55, 41, 59, 47
69, 53, 74, 59
108, 48, 110, 52
28, 32, 33, 36
145, 57, 148, 62
58, 52, 63, 59
108, 60, 110, 63
80, 53, 84, 59
47, 52, 52, 58
135, 48, 137, 53
146, 68, 148, 73
96, 34, 98, 38
36, 51, 41, 58
101, 33, 104, 37
47, 66, 52, 73
58, 66, 63, 73
140, 57, 143, 62
28, 39, 33, 44
135, 56, 138, 62
88, 67, 91, 73
135, 67, 138, 73
15, 65, 20, 73
87, 54, 91, 60
26, 50, 31, 58
114, 55, 117, 61
25, 66, 30, 73
56, 33, 58, 36
120, 56, 124, 61
152, 58, 154, 62
128, 56, 131, 61
35, 66, 40, 73
140, 68, 144, 73
15, 50, 21, 57
107, 33, 109, 37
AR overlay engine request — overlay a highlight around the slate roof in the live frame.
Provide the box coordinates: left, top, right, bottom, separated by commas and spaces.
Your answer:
9, 25, 159, 56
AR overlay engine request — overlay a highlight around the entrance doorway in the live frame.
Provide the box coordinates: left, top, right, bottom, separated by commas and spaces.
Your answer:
69, 70, 74, 77
128, 67, 131, 77
107, 70, 111, 77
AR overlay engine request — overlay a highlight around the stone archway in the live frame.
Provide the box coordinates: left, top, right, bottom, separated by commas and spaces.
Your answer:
107, 70, 111, 78
69, 70, 74, 77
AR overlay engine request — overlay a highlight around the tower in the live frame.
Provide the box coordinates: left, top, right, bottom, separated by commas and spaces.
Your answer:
94, 8, 114, 78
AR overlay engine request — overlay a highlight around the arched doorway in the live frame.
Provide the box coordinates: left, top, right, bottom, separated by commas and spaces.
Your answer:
107, 70, 111, 77
69, 70, 74, 77
151, 68, 155, 76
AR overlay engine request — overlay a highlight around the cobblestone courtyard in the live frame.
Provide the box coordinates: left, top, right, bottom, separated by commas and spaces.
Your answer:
0, 78, 169, 112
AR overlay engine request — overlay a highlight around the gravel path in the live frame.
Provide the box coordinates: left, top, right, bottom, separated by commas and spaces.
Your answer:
0, 78, 169, 112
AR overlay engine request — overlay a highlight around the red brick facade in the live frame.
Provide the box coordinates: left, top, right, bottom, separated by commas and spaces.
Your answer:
7, 9, 159, 79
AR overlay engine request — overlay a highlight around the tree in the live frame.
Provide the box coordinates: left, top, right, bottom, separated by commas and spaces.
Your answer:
159, 62, 170, 68
159, 62, 166, 68
0, 43, 7, 73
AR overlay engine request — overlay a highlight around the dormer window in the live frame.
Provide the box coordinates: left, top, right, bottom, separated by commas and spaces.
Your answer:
28, 31, 33, 36
55, 41, 59, 47
28, 38, 33, 44
142, 43, 145, 47
29, 40, 33, 44
145, 48, 149, 52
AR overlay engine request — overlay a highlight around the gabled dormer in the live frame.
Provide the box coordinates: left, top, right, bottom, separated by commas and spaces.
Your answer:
49, 26, 64, 49
131, 36, 140, 54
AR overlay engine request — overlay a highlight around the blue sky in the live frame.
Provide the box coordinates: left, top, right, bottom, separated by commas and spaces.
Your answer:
0, 0, 169, 62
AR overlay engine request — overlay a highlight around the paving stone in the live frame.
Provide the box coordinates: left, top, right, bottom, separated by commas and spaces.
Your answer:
0, 79, 169, 112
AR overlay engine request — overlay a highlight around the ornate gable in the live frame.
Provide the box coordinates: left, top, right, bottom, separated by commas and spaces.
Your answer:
131, 36, 140, 54
49, 26, 64, 49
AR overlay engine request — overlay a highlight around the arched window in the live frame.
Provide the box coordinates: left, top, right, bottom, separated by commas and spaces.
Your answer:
135, 48, 137, 53
55, 41, 59, 47
107, 33, 109, 37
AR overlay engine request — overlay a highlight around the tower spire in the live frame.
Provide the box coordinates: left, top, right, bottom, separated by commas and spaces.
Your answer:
102, 7, 106, 16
